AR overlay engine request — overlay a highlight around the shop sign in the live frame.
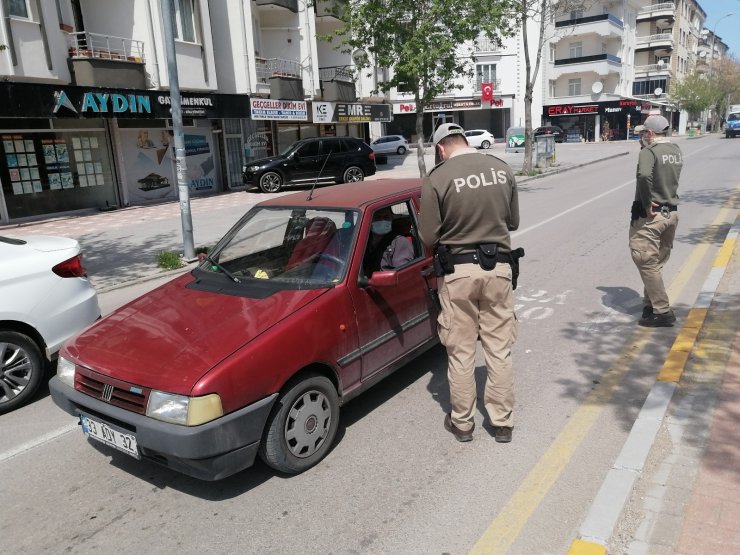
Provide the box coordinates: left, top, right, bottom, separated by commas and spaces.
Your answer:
547, 104, 600, 116
250, 99, 308, 121
394, 97, 506, 114
313, 102, 391, 123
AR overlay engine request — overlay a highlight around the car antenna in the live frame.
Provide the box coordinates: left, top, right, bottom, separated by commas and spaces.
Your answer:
307, 149, 332, 201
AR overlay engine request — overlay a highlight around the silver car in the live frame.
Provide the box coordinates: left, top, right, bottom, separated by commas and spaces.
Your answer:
370, 135, 409, 155
0, 235, 100, 413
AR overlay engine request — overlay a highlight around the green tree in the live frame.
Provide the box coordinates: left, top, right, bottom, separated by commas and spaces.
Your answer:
669, 70, 716, 124
329, 0, 515, 176
709, 56, 740, 132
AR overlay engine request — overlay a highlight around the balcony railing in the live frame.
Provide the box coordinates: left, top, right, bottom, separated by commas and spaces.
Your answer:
319, 66, 354, 82
555, 13, 623, 29
67, 31, 145, 63
255, 57, 302, 84
634, 63, 670, 73
638, 2, 675, 15
554, 53, 622, 66
474, 78, 502, 91
474, 37, 501, 53
636, 33, 673, 44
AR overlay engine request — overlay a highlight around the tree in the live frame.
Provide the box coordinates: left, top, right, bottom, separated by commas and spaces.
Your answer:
708, 56, 740, 131
329, 0, 515, 176
669, 70, 716, 124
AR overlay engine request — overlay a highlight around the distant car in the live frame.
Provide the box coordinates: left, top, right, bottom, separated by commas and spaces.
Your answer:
50, 179, 439, 480
242, 137, 376, 193
534, 125, 565, 143
725, 112, 740, 138
371, 135, 409, 155
464, 129, 495, 149
0, 235, 100, 414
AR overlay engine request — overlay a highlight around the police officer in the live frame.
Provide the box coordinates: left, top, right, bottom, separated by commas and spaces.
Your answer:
419, 123, 520, 443
630, 115, 682, 327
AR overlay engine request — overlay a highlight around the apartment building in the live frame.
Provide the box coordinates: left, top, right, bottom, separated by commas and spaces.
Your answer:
0, 0, 393, 225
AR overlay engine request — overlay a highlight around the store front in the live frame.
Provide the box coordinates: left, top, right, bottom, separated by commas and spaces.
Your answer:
541, 99, 651, 142
0, 83, 250, 224
390, 97, 514, 142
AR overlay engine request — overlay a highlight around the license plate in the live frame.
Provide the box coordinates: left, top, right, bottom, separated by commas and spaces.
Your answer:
80, 414, 140, 459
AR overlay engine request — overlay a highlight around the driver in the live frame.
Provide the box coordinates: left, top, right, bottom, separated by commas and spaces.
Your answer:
363, 207, 414, 276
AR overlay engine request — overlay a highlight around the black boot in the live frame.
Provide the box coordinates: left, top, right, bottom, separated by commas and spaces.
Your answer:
639, 309, 676, 327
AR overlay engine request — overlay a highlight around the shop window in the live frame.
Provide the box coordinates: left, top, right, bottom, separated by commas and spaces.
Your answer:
8, 0, 30, 18
568, 78, 581, 96
174, 0, 197, 43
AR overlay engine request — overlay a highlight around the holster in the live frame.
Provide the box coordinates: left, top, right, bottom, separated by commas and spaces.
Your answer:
476, 243, 498, 271
630, 200, 647, 223
433, 245, 455, 276
509, 247, 525, 290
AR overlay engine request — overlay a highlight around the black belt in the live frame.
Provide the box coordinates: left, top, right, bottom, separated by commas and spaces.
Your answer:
450, 252, 512, 265
656, 204, 677, 212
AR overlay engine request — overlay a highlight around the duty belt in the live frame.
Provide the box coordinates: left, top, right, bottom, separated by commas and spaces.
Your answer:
656, 204, 678, 212
450, 252, 512, 265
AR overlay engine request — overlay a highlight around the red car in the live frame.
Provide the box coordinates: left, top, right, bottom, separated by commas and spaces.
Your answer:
50, 179, 438, 480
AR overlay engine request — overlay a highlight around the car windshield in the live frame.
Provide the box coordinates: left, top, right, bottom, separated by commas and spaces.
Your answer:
200, 206, 360, 289
728, 113, 739, 122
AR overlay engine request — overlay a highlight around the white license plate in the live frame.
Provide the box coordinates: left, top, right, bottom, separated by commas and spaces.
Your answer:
80, 415, 140, 459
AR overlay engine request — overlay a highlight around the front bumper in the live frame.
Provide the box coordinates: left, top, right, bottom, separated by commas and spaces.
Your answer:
50, 376, 277, 481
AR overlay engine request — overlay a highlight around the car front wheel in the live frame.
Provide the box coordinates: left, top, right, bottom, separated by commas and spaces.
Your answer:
259, 374, 339, 474
481, 140, 491, 149
342, 166, 364, 183
258, 171, 284, 193
396, 146, 407, 155
0, 331, 45, 414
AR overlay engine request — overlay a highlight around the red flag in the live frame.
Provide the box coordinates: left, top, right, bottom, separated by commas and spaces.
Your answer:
481, 82, 493, 102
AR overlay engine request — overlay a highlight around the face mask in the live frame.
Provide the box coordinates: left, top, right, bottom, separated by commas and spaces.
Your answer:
372, 220, 392, 235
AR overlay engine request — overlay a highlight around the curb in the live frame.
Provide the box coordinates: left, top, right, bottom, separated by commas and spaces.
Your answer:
516, 151, 630, 184
567, 213, 740, 555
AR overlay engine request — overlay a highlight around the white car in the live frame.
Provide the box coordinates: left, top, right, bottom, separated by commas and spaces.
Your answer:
0, 235, 100, 413
464, 129, 496, 149
370, 135, 409, 155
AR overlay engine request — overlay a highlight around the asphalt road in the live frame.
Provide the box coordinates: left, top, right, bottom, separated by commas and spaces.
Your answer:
1, 135, 738, 555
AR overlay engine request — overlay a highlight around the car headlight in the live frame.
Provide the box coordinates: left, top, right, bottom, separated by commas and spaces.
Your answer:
57, 357, 76, 388
146, 391, 223, 426
245, 165, 260, 173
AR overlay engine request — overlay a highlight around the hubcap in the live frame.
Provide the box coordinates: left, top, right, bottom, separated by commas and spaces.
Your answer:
284, 390, 332, 458
262, 174, 281, 192
0, 342, 32, 404
345, 168, 362, 182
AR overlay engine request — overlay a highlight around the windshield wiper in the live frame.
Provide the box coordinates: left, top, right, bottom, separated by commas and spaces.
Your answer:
204, 255, 241, 283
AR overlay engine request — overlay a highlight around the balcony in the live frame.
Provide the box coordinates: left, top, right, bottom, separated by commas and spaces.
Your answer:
634, 63, 671, 76
474, 37, 502, 54
636, 33, 674, 52
554, 13, 624, 38
315, 0, 343, 19
637, 2, 675, 23
552, 53, 622, 78
67, 32, 147, 89
255, 57, 304, 99
255, 0, 298, 13
319, 66, 356, 101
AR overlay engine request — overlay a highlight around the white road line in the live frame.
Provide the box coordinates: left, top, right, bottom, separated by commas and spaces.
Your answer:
512, 141, 715, 239
0, 422, 78, 463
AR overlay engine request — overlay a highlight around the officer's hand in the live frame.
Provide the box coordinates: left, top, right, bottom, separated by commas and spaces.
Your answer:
647, 202, 660, 217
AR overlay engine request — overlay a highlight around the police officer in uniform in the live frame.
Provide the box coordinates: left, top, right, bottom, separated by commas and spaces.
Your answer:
419, 123, 520, 443
630, 115, 682, 327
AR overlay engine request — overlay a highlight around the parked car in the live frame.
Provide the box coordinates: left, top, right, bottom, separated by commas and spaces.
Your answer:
370, 135, 409, 155
464, 129, 495, 149
533, 125, 565, 143
50, 179, 439, 480
724, 111, 740, 138
0, 235, 100, 414
242, 137, 377, 193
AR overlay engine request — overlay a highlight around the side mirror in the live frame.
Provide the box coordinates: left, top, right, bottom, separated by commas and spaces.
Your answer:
367, 270, 399, 288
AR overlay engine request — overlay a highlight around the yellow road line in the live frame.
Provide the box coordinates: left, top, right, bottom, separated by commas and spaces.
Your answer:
568, 539, 607, 555
471, 187, 740, 555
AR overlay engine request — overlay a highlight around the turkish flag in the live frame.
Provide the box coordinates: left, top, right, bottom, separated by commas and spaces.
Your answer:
481, 82, 493, 102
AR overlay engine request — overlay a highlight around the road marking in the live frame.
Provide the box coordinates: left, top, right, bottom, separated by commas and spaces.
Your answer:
470, 183, 738, 555
0, 422, 78, 464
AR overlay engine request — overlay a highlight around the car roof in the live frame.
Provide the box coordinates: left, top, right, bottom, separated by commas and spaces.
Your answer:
257, 179, 422, 210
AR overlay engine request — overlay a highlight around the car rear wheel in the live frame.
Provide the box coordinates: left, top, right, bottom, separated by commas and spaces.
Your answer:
259, 374, 339, 474
342, 166, 364, 183
396, 146, 407, 155
258, 171, 284, 193
481, 140, 491, 149
0, 331, 45, 414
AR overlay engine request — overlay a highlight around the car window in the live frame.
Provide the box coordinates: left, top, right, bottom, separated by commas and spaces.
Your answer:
296, 141, 320, 157
728, 113, 739, 122
341, 139, 360, 152
362, 201, 422, 277
323, 139, 347, 154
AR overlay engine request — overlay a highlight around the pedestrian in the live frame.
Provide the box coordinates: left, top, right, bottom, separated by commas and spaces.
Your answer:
630, 115, 682, 327
419, 123, 521, 443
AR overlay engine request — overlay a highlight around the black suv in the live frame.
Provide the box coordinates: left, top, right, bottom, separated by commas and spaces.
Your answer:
243, 137, 377, 193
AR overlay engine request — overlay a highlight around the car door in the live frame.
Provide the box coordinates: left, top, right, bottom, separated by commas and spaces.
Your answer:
371, 137, 388, 154
347, 198, 437, 381
319, 138, 346, 180
290, 140, 322, 182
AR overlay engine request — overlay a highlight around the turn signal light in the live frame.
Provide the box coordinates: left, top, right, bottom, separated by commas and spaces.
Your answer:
52, 254, 87, 278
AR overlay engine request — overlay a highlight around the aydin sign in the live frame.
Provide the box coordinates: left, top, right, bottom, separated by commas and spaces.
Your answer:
53, 90, 152, 115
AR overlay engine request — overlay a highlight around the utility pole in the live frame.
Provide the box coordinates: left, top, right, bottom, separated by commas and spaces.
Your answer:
161, 0, 195, 260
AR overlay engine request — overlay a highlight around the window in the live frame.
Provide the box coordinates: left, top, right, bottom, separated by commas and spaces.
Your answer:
549, 80, 556, 97
8, 0, 29, 18
549, 44, 556, 62
174, 0, 196, 43
568, 78, 581, 96
569, 42, 583, 58
475, 64, 497, 91
570, 9, 584, 20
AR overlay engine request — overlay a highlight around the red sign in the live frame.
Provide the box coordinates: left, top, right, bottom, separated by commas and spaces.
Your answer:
547, 104, 599, 116
481, 82, 493, 102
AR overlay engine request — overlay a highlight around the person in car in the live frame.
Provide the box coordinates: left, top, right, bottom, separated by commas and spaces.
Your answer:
363, 207, 414, 276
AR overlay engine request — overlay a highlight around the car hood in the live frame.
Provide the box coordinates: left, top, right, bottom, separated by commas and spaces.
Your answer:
63, 274, 328, 394
244, 155, 286, 168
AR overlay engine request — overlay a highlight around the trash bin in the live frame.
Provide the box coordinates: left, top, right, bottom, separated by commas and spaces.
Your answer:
688, 127, 695, 138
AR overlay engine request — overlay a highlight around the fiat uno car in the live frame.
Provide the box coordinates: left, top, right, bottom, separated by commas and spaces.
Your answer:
50, 179, 438, 480
242, 136, 377, 193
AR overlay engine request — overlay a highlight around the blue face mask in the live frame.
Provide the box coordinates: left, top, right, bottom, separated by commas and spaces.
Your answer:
372, 220, 392, 235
